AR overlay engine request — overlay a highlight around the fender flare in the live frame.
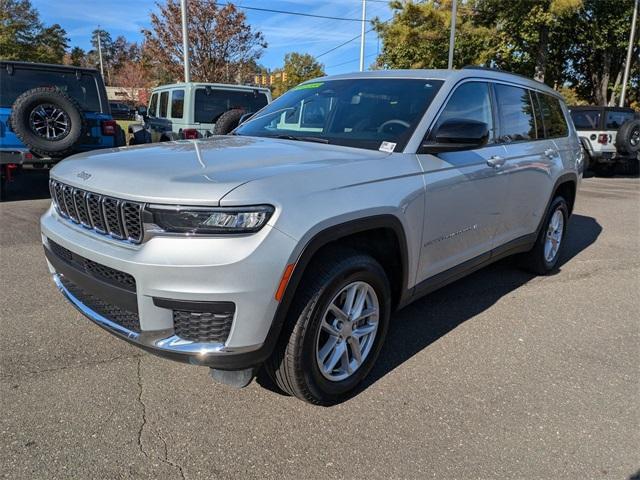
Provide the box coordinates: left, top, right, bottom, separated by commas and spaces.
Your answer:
257, 214, 410, 365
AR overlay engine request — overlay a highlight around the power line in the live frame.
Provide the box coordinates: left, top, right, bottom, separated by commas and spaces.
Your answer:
326, 52, 377, 69
231, 4, 376, 22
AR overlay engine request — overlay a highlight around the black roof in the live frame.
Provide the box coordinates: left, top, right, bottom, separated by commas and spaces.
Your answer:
0, 60, 99, 74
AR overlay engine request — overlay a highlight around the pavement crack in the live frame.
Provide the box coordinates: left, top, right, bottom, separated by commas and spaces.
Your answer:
156, 430, 187, 480
136, 357, 187, 479
1, 353, 143, 379
136, 357, 150, 459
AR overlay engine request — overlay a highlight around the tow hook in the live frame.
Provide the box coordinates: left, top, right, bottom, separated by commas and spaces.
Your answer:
209, 367, 256, 389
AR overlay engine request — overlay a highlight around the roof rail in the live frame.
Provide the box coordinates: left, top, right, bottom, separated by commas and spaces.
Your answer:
462, 65, 543, 84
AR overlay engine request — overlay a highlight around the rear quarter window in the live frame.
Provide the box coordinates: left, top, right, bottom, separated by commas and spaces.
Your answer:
538, 94, 568, 138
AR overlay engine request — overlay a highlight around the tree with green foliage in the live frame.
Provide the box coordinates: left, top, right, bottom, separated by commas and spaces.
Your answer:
475, 0, 582, 83
67, 46, 86, 66
272, 52, 325, 97
372, 0, 495, 70
564, 0, 639, 106
0, 0, 68, 63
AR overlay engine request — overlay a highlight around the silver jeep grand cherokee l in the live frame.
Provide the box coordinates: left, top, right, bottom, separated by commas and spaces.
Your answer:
41, 68, 582, 405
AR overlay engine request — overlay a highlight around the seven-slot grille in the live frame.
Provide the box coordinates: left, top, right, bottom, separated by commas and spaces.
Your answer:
50, 179, 144, 243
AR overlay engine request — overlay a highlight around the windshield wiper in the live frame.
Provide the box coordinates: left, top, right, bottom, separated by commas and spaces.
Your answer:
273, 134, 329, 144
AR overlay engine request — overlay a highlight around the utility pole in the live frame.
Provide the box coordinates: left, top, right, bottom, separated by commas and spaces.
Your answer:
97, 26, 104, 79
447, 0, 457, 69
359, 0, 367, 72
180, 0, 191, 83
620, 0, 638, 107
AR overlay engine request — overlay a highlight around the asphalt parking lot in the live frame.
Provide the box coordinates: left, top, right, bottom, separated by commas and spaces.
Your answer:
1, 172, 638, 479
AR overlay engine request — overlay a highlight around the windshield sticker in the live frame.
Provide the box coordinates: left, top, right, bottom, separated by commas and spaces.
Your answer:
379, 141, 397, 153
293, 82, 324, 91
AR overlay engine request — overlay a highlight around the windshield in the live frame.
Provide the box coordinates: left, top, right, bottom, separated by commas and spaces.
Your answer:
570, 109, 601, 130
235, 78, 443, 151
0, 67, 102, 112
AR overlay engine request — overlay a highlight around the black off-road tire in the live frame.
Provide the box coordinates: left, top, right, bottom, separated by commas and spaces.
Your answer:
0, 171, 6, 202
615, 119, 640, 155
521, 196, 569, 275
115, 124, 126, 147
266, 249, 391, 406
213, 109, 245, 135
10, 87, 85, 158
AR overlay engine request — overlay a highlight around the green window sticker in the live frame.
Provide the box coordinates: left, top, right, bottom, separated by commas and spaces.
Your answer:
293, 82, 324, 91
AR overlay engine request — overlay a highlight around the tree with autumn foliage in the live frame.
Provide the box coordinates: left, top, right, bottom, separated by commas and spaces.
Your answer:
142, 0, 266, 84
114, 61, 150, 102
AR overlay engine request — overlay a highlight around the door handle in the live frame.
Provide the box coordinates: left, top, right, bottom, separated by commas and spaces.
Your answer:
544, 148, 557, 159
487, 155, 505, 168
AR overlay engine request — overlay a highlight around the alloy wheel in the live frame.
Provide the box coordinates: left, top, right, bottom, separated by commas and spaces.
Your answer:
544, 209, 564, 263
315, 281, 379, 382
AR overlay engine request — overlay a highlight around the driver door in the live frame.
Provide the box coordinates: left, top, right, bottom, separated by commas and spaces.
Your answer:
415, 81, 508, 282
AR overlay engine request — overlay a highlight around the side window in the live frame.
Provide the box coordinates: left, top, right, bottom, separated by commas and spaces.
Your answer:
159, 91, 169, 118
148, 93, 158, 117
171, 89, 184, 119
494, 84, 536, 142
538, 93, 568, 138
431, 81, 494, 139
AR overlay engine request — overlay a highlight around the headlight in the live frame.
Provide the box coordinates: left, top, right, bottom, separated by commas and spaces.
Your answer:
147, 205, 274, 234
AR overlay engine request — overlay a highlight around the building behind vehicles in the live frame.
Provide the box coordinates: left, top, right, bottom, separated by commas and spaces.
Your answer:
0, 61, 123, 200
41, 68, 581, 405
569, 106, 640, 175
129, 82, 271, 144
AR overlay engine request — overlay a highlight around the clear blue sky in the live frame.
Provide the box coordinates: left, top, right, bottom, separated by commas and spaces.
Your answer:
32, 0, 394, 75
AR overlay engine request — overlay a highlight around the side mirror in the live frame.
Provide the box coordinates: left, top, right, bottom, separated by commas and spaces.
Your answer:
419, 119, 489, 154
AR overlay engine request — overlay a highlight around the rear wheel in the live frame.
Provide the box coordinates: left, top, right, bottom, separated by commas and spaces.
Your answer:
522, 196, 569, 275
266, 250, 391, 405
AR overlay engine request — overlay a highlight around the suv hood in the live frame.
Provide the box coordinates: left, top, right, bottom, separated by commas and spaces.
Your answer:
51, 135, 390, 205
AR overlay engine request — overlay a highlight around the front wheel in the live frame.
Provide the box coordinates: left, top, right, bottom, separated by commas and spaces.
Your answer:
522, 196, 569, 275
266, 250, 391, 405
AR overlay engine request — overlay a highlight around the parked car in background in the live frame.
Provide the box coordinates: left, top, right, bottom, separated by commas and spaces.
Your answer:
108, 101, 134, 120
42, 68, 581, 405
569, 106, 640, 175
0, 61, 124, 201
128, 82, 271, 144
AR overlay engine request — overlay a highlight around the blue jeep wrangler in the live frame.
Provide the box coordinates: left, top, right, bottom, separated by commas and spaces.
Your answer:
0, 61, 124, 200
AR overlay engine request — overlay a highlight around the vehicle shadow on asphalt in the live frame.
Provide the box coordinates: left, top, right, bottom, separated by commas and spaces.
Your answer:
257, 214, 602, 404
2, 170, 51, 202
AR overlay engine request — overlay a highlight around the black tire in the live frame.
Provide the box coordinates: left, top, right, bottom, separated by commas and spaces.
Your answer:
10, 87, 84, 158
521, 196, 569, 275
615, 119, 640, 155
266, 249, 391, 405
115, 124, 126, 147
213, 109, 244, 135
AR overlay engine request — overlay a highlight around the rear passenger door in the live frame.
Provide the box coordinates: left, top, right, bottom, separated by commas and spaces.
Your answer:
416, 81, 508, 281
147, 90, 172, 142
493, 84, 558, 243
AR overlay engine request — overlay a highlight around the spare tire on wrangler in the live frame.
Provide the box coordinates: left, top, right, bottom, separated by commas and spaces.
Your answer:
213, 108, 244, 135
615, 119, 640, 155
10, 87, 85, 158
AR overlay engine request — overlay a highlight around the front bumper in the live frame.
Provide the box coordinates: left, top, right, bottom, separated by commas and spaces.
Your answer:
41, 205, 297, 370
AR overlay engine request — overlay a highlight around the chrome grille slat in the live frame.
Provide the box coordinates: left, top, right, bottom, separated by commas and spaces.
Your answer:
49, 180, 144, 244
62, 185, 79, 222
